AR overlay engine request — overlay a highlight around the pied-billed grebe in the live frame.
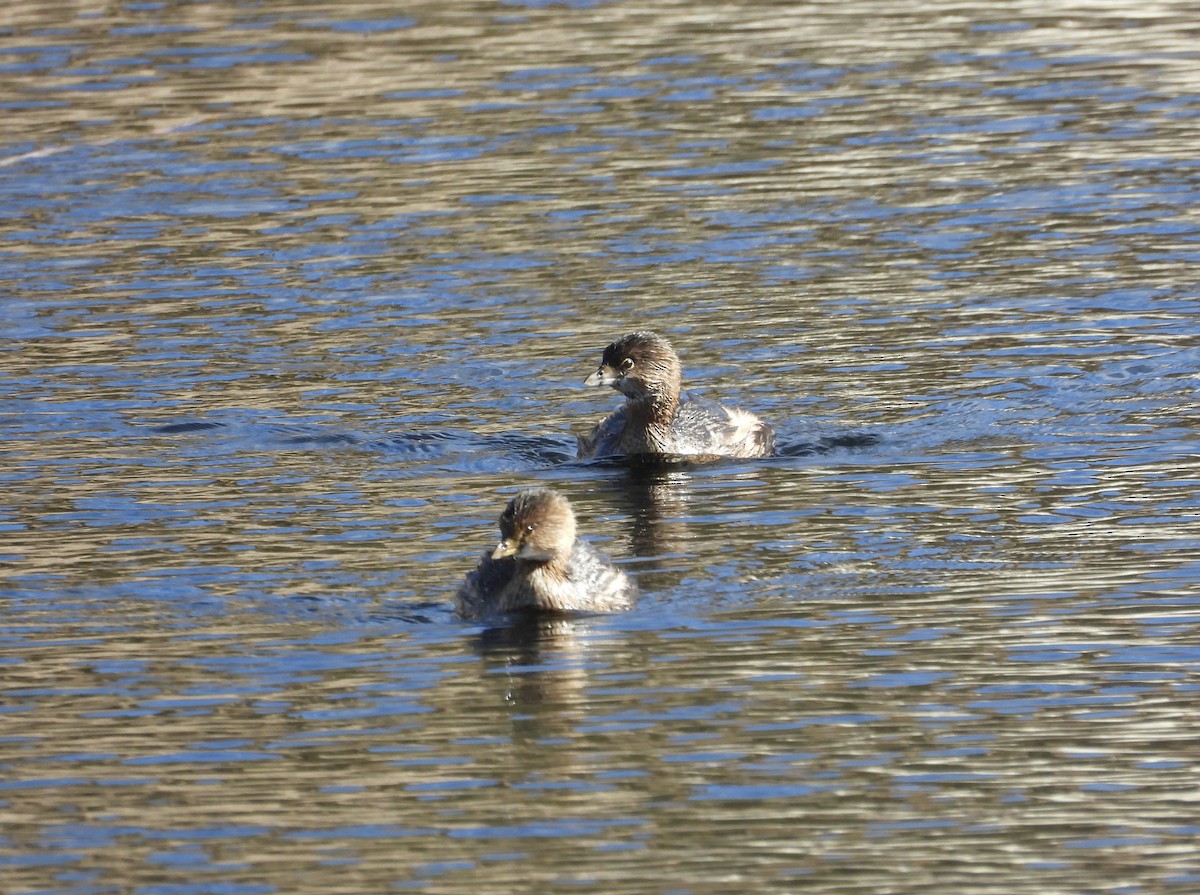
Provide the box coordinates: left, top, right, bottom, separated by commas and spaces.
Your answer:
578, 330, 775, 460
455, 487, 636, 619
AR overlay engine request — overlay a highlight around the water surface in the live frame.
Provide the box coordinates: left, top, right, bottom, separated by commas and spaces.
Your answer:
3, 1, 1199, 893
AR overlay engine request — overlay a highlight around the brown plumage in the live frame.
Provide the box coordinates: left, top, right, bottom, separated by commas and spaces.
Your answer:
455, 488, 636, 619
578, 331, 775, 460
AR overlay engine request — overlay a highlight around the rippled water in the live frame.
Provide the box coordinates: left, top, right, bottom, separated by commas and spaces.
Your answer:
3, 1, 1200, 892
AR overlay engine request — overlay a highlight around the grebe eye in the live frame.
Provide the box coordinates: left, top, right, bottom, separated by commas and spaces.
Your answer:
620, 357, 634, 372
525, 523, 536, 534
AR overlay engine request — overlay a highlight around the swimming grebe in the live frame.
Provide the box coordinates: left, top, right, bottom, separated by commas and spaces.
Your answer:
455, 488, 636, 619
578, 330, 775, 460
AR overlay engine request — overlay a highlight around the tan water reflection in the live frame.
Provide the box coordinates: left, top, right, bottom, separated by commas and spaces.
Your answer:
4, 609, 1196, 892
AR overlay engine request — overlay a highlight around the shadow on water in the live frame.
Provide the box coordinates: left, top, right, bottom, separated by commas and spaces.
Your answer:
776, 431, 881, 457
152, 415, 876, 473
151, 416, 578, 469
566, 430, 880, 470
152, 420, 227, 435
